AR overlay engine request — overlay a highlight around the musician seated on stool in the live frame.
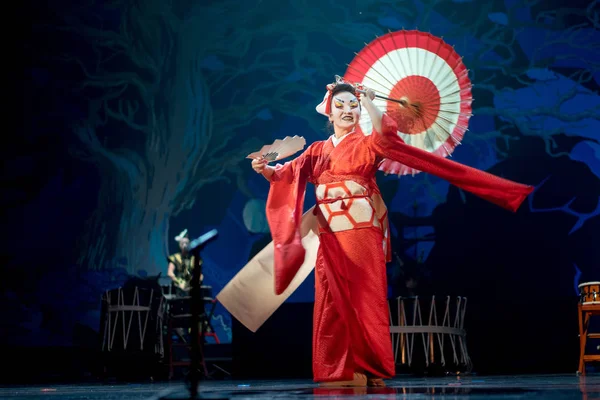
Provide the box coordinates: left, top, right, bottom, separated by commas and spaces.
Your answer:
167, 229, 209, 343
167, 229, 204, 296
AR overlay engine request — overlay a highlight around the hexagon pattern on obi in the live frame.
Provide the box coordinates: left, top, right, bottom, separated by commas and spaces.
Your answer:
316, 180, 381, 232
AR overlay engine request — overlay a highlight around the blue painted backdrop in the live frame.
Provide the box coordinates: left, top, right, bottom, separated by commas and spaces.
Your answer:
14, 0, 599, 363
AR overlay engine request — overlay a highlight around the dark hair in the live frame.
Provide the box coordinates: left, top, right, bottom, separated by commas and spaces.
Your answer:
329, 83, 358, 106
324, 83, 359, 135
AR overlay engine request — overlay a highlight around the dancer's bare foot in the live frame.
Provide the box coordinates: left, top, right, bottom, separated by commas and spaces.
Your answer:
367, 377, 386, 387
318, 372, 367, 387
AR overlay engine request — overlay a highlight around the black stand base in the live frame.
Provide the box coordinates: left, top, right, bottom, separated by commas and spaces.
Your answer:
186, 229, 218, 399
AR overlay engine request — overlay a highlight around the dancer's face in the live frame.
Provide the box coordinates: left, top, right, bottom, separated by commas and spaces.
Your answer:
179, 238, 190, 252
329, 91, 360, 132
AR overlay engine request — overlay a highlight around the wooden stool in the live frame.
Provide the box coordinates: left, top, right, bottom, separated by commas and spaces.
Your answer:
577, 301, 600, 375
166, 296, 219, 379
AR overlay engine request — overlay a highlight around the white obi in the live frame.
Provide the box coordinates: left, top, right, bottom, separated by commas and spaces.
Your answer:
315, 180, 381, 233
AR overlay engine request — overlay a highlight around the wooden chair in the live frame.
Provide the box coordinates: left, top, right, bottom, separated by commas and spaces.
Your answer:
389, 295, 472, 373
578, 302, 600, 375
577, 282, 600, 375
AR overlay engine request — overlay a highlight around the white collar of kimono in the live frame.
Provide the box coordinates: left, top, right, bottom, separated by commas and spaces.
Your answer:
331, 129, 355, 147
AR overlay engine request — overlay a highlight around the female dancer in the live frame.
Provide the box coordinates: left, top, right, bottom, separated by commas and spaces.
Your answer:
251, 79, 533, 386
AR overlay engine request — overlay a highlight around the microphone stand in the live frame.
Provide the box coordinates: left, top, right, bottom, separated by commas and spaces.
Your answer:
186, 229, 218, 399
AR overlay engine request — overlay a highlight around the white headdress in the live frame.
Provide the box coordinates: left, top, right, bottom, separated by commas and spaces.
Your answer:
174, 229, 188, 242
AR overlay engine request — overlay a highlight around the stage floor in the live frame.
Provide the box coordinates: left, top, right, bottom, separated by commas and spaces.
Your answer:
1, 374, 598, 399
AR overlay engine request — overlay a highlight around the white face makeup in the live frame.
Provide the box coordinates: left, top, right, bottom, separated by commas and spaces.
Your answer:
329, 91, 361, 134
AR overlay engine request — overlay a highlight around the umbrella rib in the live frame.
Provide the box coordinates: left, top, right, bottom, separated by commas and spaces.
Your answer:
431, 117, 461, 148
427, 36, 445, 81
414, 110, 450, 151
401, 30, 412, 72
437, 74, 470, 98
434, 71, 457, 97
436, 78, 460, 97
347, 69, 395, 104
430, 44, 450, 88
416, 33, 421, 79
440, 86, 471, 99
370, 38, 404, 91
359, 45, 399, 91
390, 31, 413, 84
351, 57, 394, 91
393, 94, 461, 122
410, 106, 464, 147
346, 62, 394, 95
423, 118, 438, 151
430, 124, 455, 156
440, 99, 473, 106
382, 32, 413, 101
436, 107, 464, 116
425, 107, 465, 126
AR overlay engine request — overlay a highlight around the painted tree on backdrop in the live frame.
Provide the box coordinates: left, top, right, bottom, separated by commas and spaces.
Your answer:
54, 0, 598, 275
53, 0, 388, 274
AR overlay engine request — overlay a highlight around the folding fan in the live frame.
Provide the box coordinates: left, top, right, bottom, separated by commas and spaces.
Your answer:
246, 135, 307, 162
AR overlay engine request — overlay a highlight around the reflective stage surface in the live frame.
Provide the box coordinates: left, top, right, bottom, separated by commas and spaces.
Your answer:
1, 374, 598, 399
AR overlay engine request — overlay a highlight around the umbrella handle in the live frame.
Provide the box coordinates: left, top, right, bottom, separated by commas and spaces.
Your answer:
356, 88, 423, 119
355, 88, 409, 107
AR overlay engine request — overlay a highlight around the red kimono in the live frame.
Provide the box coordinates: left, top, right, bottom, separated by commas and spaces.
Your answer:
266, 114, 533, 382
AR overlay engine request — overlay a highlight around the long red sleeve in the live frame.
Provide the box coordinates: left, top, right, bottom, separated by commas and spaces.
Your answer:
266, 145, 313, 295
369, 115, 534, 212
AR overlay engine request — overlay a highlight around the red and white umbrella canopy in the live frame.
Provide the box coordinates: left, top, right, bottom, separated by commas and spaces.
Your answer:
344, 30, 473, 176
